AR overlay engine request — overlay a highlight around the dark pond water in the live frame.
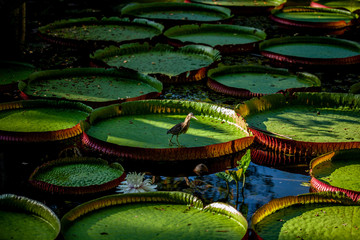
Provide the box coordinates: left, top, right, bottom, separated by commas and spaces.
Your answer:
1, 0, 360, 239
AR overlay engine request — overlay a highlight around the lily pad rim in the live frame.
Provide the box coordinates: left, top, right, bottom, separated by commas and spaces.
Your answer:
0, 193, 61, 239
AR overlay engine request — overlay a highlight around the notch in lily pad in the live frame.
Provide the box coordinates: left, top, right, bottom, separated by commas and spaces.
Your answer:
61, 191, 248, 240
90, 42, 221, 84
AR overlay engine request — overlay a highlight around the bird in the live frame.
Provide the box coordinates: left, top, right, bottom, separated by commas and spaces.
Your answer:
167, 112, 198, 147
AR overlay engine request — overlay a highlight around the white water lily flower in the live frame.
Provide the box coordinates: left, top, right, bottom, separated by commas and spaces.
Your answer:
116, 172, 157, 193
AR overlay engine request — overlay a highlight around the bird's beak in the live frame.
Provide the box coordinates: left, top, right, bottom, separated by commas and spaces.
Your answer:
192, 116, 198, 120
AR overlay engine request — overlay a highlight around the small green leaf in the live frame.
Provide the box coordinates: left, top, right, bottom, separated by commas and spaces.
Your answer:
215, 172, 233, 183
237, 149, 251, 174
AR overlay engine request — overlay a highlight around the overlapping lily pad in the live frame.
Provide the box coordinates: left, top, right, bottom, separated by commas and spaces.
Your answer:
259, 36, 360, 67
251, 192, 360, 240
61, 192, 248, 240
37, 17, 164, 49
0, 100, 92, 142
270, 6, 359, 31
29, 157, 126, 195
311, 0, 360, 12
0, 60, 35, 92
19, 68, 162, 108
310, 149, 360, 201
90, 42, 220, 84
164, 24, 266, 53
235, 92, 360, 156
119, 2, 233, 26
207, 65, 320, 98
0, 194, 60, 240
82, 99, 253, 161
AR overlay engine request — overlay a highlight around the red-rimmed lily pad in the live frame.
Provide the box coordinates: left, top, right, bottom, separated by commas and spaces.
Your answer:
164, 24, 266, 54
0, 194, 60, 240
119, 2, 233, 27
0, 100, 92, 142
82, 99, 253, 161
190, 0, 287, 14
37, 17, 164, 49
259, 36, 360, 67
311, 1, 360, 12
251, 192, 360, 240
61, 192, 248, 240
18, 68, 163, 108
235, 92, 360, 156
90, 42, 221, 84
270, 6, 360, 31
207, 65, 321, 98
29, 157, 125, 195
0, 60, 36, 93
251, 148, 311, 171
310, 149, 360, 201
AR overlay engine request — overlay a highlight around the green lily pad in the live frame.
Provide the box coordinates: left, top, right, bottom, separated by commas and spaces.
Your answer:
19, 68, 162, 108
191, 0, 286, 7
310, 150, 360, 201
61, 192, 248, 240
120, 3, 233, 23
38, 17, 164, 48
236, 92, 360, 155
311, 0, 360, 12
91, 42, 220, 84
260, 36, 360, 67
207, 65, 320, 97
164, 24, 266, 53
270, 6, 359, 28
0, 194, 60, 240
29, 157, 125, 195
0, 100, 92, 142
82, 99, 253, 160
252, 192, 360, 240
0, 60, 35, 92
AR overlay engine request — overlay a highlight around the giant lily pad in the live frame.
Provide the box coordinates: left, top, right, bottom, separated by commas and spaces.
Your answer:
251, 192, 360, 240
0, 60, 35, 92
37, 17, 164, 49
310, 149, 360, 201
29, 157, 125, 195
119, 2, 233, 26
164, 24, 266, 54
90, 42, 220, 84
311, 0, 360, 12
0, 194, 60, 240
82, 99, 253, 161
18, 68, 162, 108
270, 6, 359, 30
0, 100, 92, 142
235, 92, 360, 156
61, 192, 248, 240
259, 36, 360, 67
190, 0, 287, 14
207, 65, 320, 98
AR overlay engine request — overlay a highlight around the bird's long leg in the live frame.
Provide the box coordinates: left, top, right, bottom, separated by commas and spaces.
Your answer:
176, 135, 182, 147
169, 135, 174, 146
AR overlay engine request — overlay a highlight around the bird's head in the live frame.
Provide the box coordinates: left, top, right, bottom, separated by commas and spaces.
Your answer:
188, 112, 198, 120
